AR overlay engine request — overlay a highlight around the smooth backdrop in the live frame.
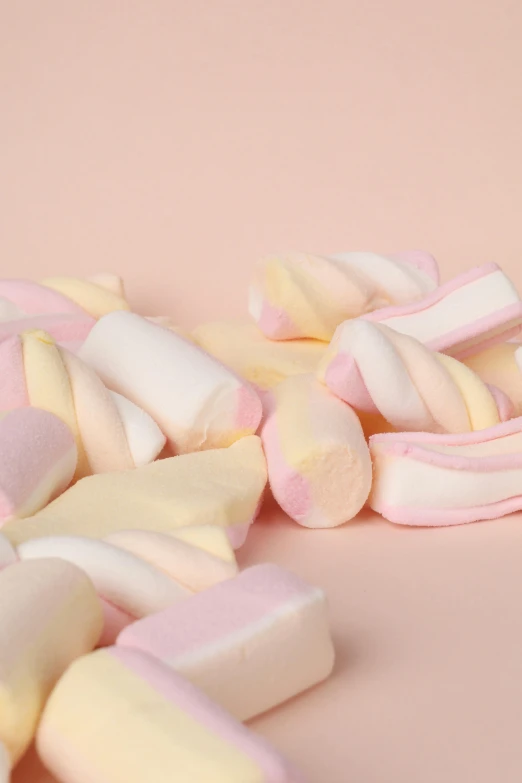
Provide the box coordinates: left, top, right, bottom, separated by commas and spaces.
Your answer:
3, 2, 522, 781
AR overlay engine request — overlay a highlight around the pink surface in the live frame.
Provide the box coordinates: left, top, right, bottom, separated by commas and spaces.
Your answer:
5, 2, 522, 781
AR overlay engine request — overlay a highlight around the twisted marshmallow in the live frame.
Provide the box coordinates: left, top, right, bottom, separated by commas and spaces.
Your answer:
11, 526, 237, 644
0, 330, 165, 479
0, 273, 128, 320
249, 250, 439, 341
318, 320, 508, 434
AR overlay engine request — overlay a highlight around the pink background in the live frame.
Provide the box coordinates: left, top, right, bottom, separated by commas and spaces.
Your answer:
3, 1, 522, 781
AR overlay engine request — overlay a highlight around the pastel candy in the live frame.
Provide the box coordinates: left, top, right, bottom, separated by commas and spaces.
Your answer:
118, 563, 335, 721
105, 527, 238, 591
3, 436, 267, 547
0, 331, 165, 479
79, 311, 263, 453
0, 276, 129, 320
17, 536, 189, 621
15, 527, 237, 643
38, 647, 304, 783
0, 408, 77, 525
261, 374, 372, 527
0, 313, 95, 343
369, 418, 522, 526
464, 343, 522, 417
193, 321, 327, 390
318, 320, 503, 433
0, 558, 102, 765
249, 250, 438, 341
363, 263, 522, 358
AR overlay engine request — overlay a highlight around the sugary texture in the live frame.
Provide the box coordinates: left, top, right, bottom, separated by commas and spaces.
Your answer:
0, 331, 165, 479
0, 408, 77, 525
0, 558, 102, 764
78, 311, 263, 453
105, 527, 238, 591
0, 275, 129, 320
3, 436, 267, 547
249, 250, 438, 341
192, 321, 327, 390
261, 374, 372, 527
318, 320, 503, 434
15, 528, 237, 643
369, 418, 522, 525
363, 263, 522, 358
118, 563, 335, 722
37, 646, 305, 783
464, 343, 522, 417
17, 537, 189, 621
0, 313, 95, 343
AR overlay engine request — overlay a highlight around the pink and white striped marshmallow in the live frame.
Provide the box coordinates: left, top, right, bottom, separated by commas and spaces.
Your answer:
118, 563, 335, 721
370, 417, 522, 526
362, 263, 522, 359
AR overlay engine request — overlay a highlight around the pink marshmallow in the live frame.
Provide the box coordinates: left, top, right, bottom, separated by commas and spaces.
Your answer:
117, 563, 335, 721
363, 263, 522, 358
370, 417, 522, 526
0, 408, 77, 525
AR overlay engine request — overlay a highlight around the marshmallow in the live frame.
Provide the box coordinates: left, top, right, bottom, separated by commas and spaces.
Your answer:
0, 331, 165, 478
261, 374, 372, 527
318, 321, 503, 433
464, 343, 522, 417
249, 250, 438, 341
3, 436, 267, 547
118, 563, 335, 721
0, 408, 77, 524
363, 263, 522, 358
105, 527, 238, 591
0, 312, 95, 343
17, 536, 189, 622
193, 320, 327, 390
79, 311, 263, 453
37, 647, 304, 783
369, 418, 522, 526
0, 276, 129, 320
0, 558, 102, 765
16, 527, 237, 643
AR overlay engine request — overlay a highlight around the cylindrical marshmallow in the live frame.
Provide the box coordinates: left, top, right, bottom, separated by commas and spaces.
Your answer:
0, 558, 102, 765
78, 311, 263, 453
261, 374, 372, 527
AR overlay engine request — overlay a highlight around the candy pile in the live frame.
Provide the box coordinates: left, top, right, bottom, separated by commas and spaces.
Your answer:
0, 253, 521, 781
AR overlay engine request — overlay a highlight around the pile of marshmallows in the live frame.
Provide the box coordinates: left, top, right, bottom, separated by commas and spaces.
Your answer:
0, 253, 521, 781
